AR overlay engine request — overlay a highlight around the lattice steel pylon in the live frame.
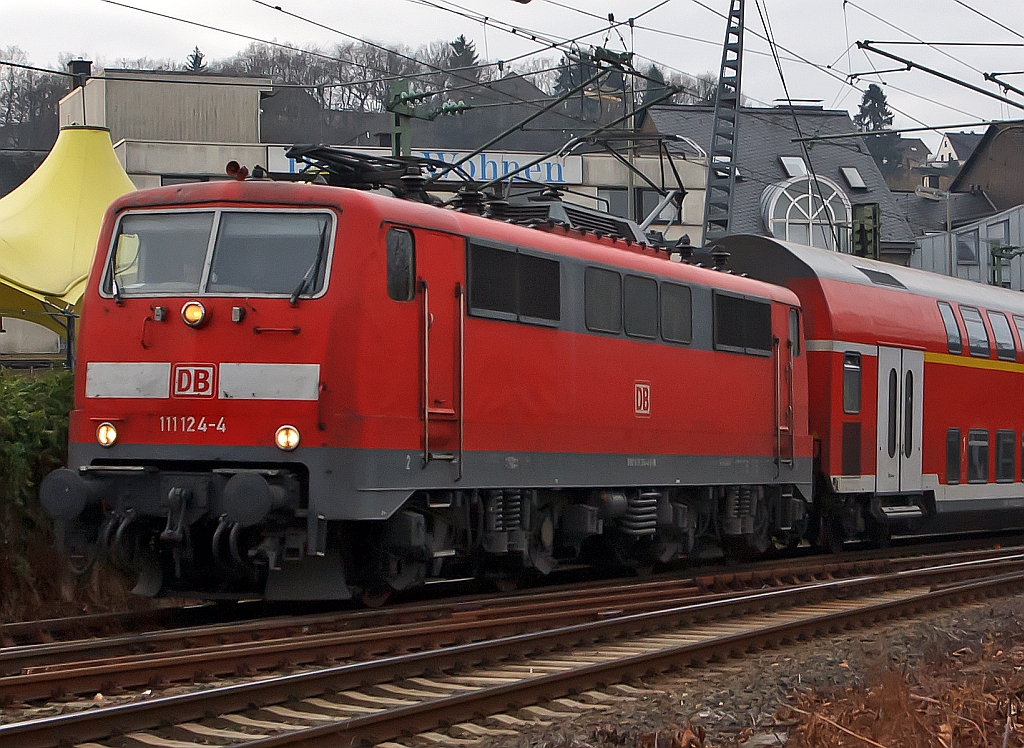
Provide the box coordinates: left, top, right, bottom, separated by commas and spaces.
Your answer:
701, 0, 745, 244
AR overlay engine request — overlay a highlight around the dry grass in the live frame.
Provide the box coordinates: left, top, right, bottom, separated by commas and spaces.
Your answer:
781, 623, 1024, 748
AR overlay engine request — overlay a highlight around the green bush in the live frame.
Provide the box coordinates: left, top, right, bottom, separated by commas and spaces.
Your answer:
0, 368, 74, 618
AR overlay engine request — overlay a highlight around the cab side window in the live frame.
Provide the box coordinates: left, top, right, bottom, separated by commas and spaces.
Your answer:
386, 228, 415, 302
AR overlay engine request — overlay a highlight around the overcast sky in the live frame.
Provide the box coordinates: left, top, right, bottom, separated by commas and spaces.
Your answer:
6, 0, 1024, 150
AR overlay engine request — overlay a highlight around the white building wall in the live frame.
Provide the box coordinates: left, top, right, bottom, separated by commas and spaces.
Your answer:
0, 319, 62, 355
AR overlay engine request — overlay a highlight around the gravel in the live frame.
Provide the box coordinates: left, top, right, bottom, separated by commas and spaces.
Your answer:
479, 593, 1024, 747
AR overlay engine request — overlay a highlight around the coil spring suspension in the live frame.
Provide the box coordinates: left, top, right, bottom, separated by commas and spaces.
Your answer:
620, 490, 659, 536
723, 486, 756, 535
485, 489, 522, 532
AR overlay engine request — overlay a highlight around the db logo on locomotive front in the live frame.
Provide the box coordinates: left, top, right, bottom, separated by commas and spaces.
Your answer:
172, 364, 217, 398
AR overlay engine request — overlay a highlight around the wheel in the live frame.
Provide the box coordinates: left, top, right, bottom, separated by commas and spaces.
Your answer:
360, 586, 393, 608
817, 512, 844, 555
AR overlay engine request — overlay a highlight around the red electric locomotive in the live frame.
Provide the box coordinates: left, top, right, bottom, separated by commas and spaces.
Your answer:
40, 177, 814, 601
722, 235, 1024, 547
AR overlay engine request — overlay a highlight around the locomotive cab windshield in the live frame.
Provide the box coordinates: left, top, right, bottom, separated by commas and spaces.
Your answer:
105, 209, 334, 298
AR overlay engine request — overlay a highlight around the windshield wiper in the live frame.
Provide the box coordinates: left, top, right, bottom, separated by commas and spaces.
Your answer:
290, 219, 330, 306
109, 250, 123, 305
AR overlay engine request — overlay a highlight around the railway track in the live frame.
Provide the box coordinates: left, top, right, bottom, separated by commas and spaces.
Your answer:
3, 545, 1024, 747
1, 543, 1021, 706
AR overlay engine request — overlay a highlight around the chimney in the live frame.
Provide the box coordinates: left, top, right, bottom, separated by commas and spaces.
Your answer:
68, 59, 92, 90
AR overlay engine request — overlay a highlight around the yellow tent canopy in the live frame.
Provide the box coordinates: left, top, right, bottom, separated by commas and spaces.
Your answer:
0, 126, 135, 337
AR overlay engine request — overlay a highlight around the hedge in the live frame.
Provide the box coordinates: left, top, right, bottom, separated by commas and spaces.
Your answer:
0, 369, 74, 618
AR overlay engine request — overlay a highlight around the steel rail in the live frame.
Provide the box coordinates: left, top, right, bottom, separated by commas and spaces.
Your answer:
4, 552, 1024, 748
236, 570, 1024, 748
1, 546, 1021, 703
0, 535, 1014, 650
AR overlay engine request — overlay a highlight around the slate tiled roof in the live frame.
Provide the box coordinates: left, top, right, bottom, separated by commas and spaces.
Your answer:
260, 76, 613, 154
894, 137, 930, 165
944, 131, 983, 161
644, 105, 916, 245
891, 190, 997, 237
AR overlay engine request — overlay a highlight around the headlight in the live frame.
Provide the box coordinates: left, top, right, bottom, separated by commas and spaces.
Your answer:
96, 422, 118, 447
275, 425, 300, 451
181, 301, 207, 327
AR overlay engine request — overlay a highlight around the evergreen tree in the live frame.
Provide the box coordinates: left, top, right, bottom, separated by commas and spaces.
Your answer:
642, 64, 668, 108
853, 83, 893, 131
854, 83, 900, 176
447, 35, 479, 81
185, 46, 207, 73
554, 52, 600, 120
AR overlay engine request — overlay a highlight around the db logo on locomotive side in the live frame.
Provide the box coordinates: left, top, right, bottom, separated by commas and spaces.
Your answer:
172, 364, 217, 398
634, 381, 651, 417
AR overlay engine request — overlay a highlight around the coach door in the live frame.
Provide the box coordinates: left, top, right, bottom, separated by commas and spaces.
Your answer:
417, 231, 464, 476
875, 347, 924, 493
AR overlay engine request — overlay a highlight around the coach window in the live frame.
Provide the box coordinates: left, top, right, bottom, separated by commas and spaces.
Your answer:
789, 308, 801, 355
996, 430, 1016, 483
887, 370, 898, 459
958, 306, 991, 358
987, 311, 1016, 361
713, 293, 772, 355
1013, 316, 1024, 358
967, 429, 990, 484
946, 428, 961, 485
937, 302, 962, 355
585, 267, 622, 334
661, 283, 692, 344
624, 275, 658, 339
843, 353, 861, 414
386, 228, 415, 302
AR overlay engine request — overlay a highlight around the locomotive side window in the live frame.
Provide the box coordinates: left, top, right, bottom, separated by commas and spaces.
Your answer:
937, 301, 962, 355
789, 308, 801, 356
623, 275, 658, 339
958, 306, 991, 358
518, 253, 560, 322
842, 353, 861, 414
660, 283, 692, 344
967, 429, 989, 483
585, 267, 622, 334
209, 212, 331, 295
386, 228, 415, 302
996, 430, 1016, 483
946, 428, 961, 485
987, 311, 1016, 361
713, 293, 772, 355
108, 212, 215, 295
469, 243, 560, 325
469, 244, 517, 318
